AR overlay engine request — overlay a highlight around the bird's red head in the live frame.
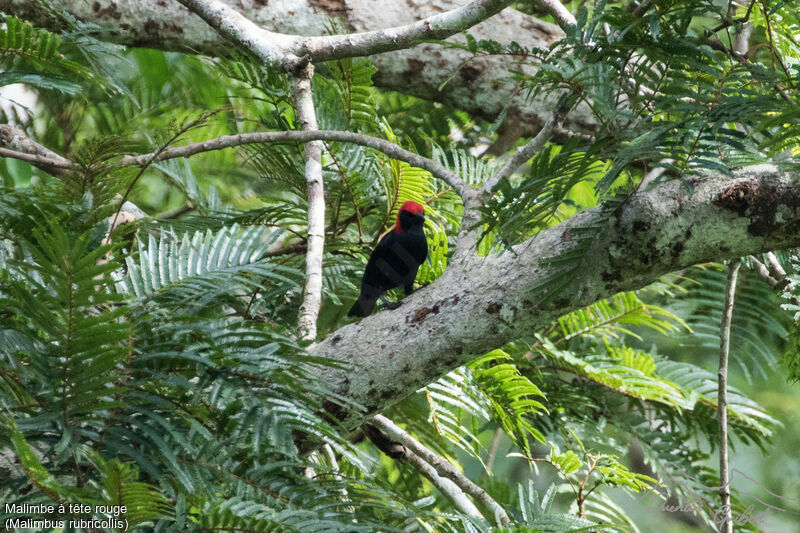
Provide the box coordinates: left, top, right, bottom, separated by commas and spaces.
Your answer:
394, 201, 425, 233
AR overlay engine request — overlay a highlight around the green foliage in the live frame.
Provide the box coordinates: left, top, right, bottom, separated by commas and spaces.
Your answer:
0, 14, 92, 94
555, 291, 688, 342
469, 349, 547, 455
662, 264, 791, 381
3, 5, 799, 531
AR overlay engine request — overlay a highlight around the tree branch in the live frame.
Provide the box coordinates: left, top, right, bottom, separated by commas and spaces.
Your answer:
0, 125, 75, 175
3, 1, 576, 137
483, 103, 567, 193
748, 254, 799, 305
176, 0, 514, 71
302, 0, 514, 63
532, 0, 577, 30
717, 259, 741, 533
291, 64, 325, 341
118, 129, 468, 197
1, 124, 470, 198
175, 0, 301, 70
310, 165, 800, 432
372, 414, 511, 526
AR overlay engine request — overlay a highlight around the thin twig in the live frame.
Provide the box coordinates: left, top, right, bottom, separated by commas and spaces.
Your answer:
364, 422, 485, 522
717, 258, 741, 533
0, 122, 468, 197
483, 101, 569, 193
372, 414, 511, 526
118, 129, 468, 197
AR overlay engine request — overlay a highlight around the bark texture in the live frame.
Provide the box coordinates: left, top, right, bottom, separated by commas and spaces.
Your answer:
311, 165, 800, 430
3, 0, 587, 133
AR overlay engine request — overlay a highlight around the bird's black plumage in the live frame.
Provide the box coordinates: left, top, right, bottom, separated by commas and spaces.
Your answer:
348, 201, 428, 317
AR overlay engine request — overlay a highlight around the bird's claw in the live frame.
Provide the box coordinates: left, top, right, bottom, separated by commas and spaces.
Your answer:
382, 300, 402, 310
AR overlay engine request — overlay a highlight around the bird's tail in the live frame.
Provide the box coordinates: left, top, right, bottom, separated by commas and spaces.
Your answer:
348, 294, 377, 317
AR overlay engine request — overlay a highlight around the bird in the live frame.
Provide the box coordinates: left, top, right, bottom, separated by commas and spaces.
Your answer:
348, 201, 428, 317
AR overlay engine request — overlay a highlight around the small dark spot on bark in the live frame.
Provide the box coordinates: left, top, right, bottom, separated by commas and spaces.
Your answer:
331, 335, 342, 345
388, 352, 395, 359
408, 304, 440, 324
308, 0, 349, 15
486, 302, 501, 314
93, 1, 122, 19
460, 64, 482, 82
402, 363, 411, 373
407, 58, 425, 75
671, 241, 685, 259
322, 400, 348, 423
632, 219, 649, 233
553, 298, 570, 309
380, 344, 386, 350
602, 271, 620, 282
455, 345, 463, 355
561, 228, 572, 241
144, 19, 159, 35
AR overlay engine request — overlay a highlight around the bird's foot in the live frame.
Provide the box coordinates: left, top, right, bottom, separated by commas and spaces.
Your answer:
380, 294, 402, 310
382, 300, 402, 310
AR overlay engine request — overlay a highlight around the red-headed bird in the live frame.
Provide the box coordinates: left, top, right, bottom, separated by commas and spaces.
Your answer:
348, 201, 428, 317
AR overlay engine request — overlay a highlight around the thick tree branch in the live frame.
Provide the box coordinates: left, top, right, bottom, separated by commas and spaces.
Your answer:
372, 414, 511, 526
291, 64, 326, 341
175, 0, 301, 70
310, 165, 800, 432
3, 1, 579, 136
176, 0, 514, 71
302, 0, 514, 63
